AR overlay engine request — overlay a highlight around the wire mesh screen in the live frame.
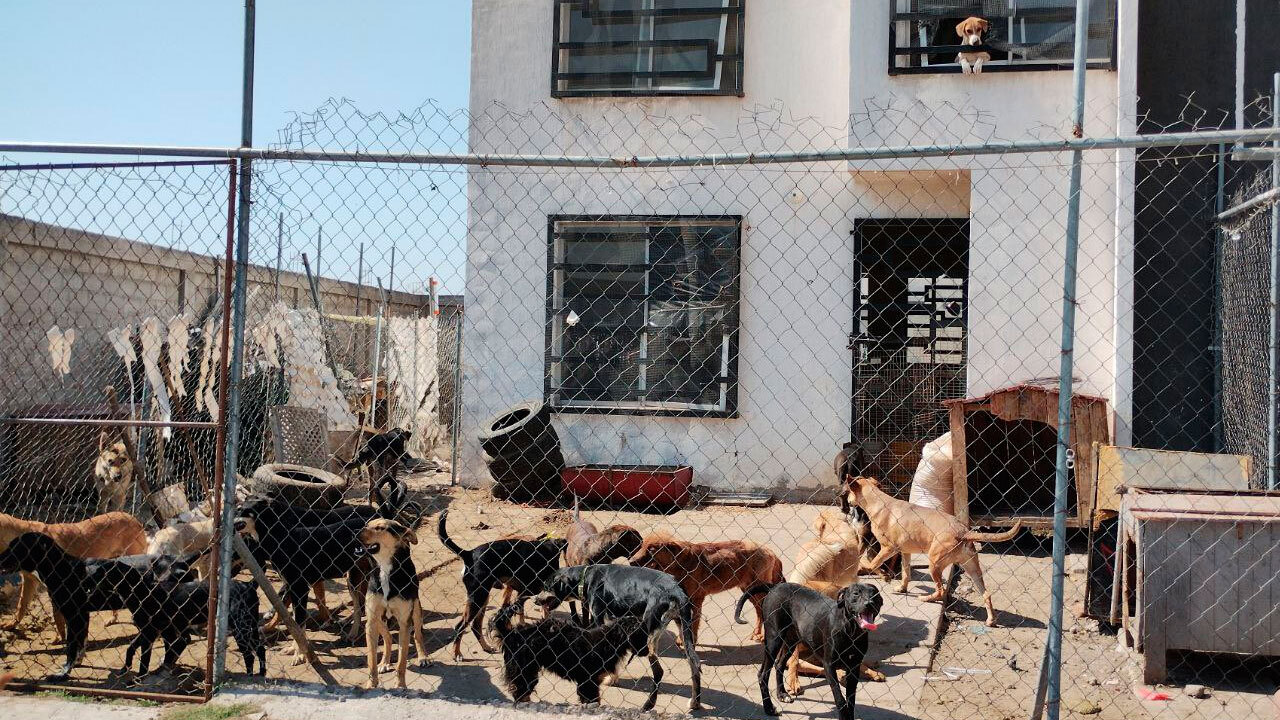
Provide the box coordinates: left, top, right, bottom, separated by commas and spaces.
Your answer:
0, 160, 236, 698
3, 96, 1280, 720
1219, 169, 1276, 490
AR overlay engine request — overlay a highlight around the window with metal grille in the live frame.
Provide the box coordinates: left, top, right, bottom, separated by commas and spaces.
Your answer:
888, 0, 1116, 74
552, 0, 744, 97
546, 216, 740, 416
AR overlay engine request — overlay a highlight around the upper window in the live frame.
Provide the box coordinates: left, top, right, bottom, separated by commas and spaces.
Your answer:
889, 0, 1116, 74
547, 216, 741, 416
552, 0, 744, 98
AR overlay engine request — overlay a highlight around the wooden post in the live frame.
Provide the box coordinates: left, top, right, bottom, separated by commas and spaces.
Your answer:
231, 533, 337, 686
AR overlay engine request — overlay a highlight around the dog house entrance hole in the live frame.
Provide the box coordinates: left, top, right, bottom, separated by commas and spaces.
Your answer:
852, 218, 968, 496
964, 410, 1077, 518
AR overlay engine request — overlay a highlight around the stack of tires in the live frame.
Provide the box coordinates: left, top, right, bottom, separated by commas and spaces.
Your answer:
478, 401, 564, 503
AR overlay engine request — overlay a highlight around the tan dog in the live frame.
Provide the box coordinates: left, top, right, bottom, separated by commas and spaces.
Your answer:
848, 476, 1019, 627
563, 497, 643, 568
629, 532, 783, 644
93, 433, 134, 514
0, 511, 147, 633
955, 16, 992, 74
358, 518, 428, 689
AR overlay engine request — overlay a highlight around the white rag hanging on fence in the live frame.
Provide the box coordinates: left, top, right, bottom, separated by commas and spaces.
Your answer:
140, 316, 173, 438
195, 316, 217, 415
46, 325, 75, 378
907, 432, 955, 514
166, 312, 192, 397
253, 303, 356, 431
384, 314, 445, 456
108, 323, 139, 419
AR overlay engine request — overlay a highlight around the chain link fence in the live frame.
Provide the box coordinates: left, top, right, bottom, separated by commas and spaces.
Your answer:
2, 98, 1279, 719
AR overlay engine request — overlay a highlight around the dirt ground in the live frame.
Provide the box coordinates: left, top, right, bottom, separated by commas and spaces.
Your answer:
2, 472, 1276, 719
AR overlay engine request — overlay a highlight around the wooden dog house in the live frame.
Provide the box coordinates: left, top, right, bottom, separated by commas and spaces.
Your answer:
944, 383, 1111, 529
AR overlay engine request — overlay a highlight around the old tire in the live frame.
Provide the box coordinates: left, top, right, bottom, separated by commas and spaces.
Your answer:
478, 401, 553, 458
249, 463, 347, 509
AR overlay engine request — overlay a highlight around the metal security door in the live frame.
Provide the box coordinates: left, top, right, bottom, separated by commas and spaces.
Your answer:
851, 218, 968, 497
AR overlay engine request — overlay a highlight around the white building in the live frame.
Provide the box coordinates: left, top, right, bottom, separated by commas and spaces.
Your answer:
461, 1, 1141, 497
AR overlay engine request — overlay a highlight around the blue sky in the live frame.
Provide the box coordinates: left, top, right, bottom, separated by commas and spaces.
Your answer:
1, 2, 474, 294
0, 1, 471, 146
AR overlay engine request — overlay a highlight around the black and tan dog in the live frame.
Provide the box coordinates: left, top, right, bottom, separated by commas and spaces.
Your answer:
437, 509, 566, 660
356, 518, 428, 689
490, 599, 653, 709
536, 564, 703, 712
737, 582, 882, 720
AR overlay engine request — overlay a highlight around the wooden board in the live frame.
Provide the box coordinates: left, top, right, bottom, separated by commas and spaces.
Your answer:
1096, 446, 1251, 514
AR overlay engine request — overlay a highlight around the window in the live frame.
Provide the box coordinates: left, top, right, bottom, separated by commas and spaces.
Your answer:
889, 0, 1116, 74
552, 0, 744, 97
547, 216, 741, 416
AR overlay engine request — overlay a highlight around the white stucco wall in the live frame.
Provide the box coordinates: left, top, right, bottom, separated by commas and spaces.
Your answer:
463, 1, 1135, 492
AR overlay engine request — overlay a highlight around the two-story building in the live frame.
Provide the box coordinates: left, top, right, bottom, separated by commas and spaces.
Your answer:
460, 1, 1278, 497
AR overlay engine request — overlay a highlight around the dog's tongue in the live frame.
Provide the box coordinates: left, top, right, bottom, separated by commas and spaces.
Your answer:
858, 613, 879, 631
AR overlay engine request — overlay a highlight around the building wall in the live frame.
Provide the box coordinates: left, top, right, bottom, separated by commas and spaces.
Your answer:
463, 2, 1135, 492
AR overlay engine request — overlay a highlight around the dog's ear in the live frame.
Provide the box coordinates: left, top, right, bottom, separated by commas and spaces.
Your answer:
956, 19, 967, 38
978, 17, 990, 33
98, 430, 107, 454
836, 585, 852, 610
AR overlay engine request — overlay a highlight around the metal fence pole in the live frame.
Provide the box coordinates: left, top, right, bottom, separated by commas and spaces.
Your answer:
1269, 71, 1279, 490
213, 0, 255, 685
449, 312, 463, 487
1038, 1, 1092, 719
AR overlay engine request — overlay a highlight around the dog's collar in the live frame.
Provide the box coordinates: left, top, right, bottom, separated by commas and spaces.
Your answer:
577, 566, 590, 599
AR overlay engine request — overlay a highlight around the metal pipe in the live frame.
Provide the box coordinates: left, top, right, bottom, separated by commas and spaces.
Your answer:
1041, 2, 1092, 719
274, 212, 283, 303
6, 682, 206, 704
1217, 187, 1280, 223
0, 158, 232, 172
0, 417, 218, 428
370, 279, 387, 429
2, 128, 1280, 167
449, 311, 463, 487
302, 252, 343, 381
1270, 71, 1279, 490
213, 0, 255, 686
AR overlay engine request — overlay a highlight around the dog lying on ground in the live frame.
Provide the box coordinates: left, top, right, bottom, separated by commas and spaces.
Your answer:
0, 533, 188, 680
123, 558, 264, 677
738, 582, 883, 720
0, 511, 147, 634
536, 564, 702, 712
437, 509, 566, 660
356, 518, 428, 689
233, 509, 370, 663
561, 496, 642, 622
629, 532, 783, 644
490, 598, 653, 708
847, 475, 1020, 627
94, 433, 134, 514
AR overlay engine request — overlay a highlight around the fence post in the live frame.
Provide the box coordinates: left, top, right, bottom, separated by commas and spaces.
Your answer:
213, 0, 256, 685
1032, 1, 1091, 719
1269, 71, 1279, 490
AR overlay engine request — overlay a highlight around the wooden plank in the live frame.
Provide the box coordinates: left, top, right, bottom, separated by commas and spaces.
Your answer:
1182, 523, 1216, 653
1265, 523, 1280, 655
1241, 521, 1270, 655
1141, 519, 1169, 683
1099, 446, 1251, 493
950, 403, 969, 527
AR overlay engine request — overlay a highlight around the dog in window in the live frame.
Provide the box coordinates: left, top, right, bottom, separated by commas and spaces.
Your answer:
956, 16, 991, 74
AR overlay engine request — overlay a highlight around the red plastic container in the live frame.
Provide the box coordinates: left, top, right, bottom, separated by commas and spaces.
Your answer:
561, 464, 692, 508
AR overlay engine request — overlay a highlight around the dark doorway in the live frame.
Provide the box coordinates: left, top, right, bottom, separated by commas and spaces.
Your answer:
852, 218, 969, 497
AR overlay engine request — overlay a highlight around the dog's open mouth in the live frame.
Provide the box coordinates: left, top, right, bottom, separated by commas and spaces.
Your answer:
857, 609, 879, 631
355, 542, 378, 556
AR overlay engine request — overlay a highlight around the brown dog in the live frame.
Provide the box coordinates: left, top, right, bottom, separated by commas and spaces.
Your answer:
629, 532, 783, 644
563, 497, 643, 568
0, 511, 147, 633
848, 476, 1020, 627
955, 16, 992, 74
93, 433, 134, 514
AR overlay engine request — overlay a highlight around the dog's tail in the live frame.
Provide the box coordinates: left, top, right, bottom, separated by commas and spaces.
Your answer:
733, 583, 776, 625
961, 520, 1022, 544
490, 600, 521, 642
436, 509, 471, 562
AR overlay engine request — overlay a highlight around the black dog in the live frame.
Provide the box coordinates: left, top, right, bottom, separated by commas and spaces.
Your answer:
436, 509, 566, 660
536, 564, 702, 712
124, 557, 264, 677
736, 582, 882, 720
0, 533, 188, 680
490, 600, 654, 708
234, 510, 370, 655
